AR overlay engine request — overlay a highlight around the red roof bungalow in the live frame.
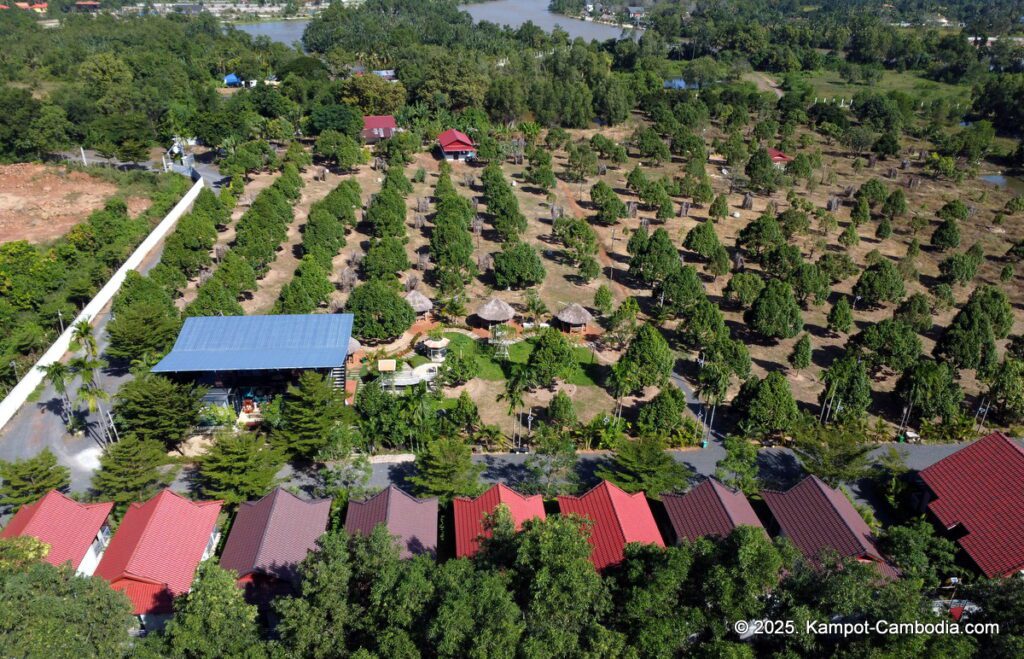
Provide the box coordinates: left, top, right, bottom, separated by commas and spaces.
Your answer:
767, 148, 792, 168
346, 485, 438, 559
558, 480, 664, 572
918, 432, 1024, 578
662, 478, 764, 543
94, 490, 222, 628
0, 490, 113, 577
437, 128, 476, 161
219, 488, 331, 606
453, 483, 545, 558
361, 115, 399, 144
74, 0, 101, 10
762, 475, 898, 579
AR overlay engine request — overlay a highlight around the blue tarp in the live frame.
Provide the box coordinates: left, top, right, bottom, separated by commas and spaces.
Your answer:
223, 73, 241, 86
663, 78, 694, 90
152, 314, 354, 373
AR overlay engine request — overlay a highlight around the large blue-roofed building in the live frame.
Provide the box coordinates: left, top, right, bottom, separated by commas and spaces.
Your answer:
153, 315, 356, 411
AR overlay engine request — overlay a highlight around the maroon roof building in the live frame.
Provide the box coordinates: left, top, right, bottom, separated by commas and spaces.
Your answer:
220, 488, 331, 604
437, 128, 476, 161
0, 490, 113, 576
454, 483, 545, 558
663, 478, 764, 543
558, 480, 664, 572
918, 432, 1024, 578
762, 475, 898, 578
345, 485, 438, 558
362, 115, 399, 143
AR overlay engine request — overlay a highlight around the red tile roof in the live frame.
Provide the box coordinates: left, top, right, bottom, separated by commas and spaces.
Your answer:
94, 490, 222, 615
0, 490, 112, 570
762, 476, 897, 578
663, 479, 764, 542
453, 483, 545, 558
767, 147, 792, 163
918, 432, 1024, 578
438, 128, 475, 152
220, 488, 331, 584
363, 115, 397, 130
345, 485, 438, 558
558, 480, 664, 571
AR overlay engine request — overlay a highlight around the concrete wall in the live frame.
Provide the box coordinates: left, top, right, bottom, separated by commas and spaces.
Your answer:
0, 178, 206, 433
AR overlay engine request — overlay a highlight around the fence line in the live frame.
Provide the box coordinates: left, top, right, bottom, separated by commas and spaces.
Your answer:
0, 178, 206, 433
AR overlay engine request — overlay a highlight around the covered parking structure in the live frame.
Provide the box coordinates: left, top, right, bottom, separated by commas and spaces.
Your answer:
152, 314, 354, 410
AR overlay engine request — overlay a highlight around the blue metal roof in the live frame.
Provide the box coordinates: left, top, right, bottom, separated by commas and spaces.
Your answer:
152, 314, 353, 373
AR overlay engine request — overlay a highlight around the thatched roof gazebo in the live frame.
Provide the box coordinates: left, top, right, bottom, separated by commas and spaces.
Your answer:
555, 303, 593, 332
405, 290, 433, 315
475, 297, 515, 325
423, 337, 450, 362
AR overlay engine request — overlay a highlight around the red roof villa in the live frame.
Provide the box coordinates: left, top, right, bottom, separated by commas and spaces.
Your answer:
0, 490, 113, 576
558, 480, 664, 572
437, 128, 476, 161
918, 432, 1024, 578
663, 478, 764, 543
767, 147, 793, 168
94, 490, 222, 628
762, 475, 898, 579
346, 485, 438, 558
454, 483, 545, 558
362, 115, 399, 143
220, 488, 331, 605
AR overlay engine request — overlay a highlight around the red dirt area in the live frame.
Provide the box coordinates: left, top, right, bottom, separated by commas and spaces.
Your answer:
0, 163, 149, 244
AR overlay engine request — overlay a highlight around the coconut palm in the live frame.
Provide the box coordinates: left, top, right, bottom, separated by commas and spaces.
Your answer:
71, 320, 98, 359
76, 381, 113, 447
497, 367, 529, 446
38, 361, 73, 430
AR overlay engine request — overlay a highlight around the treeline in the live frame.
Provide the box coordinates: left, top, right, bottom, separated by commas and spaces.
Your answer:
277, 178, 362, 314
0, 171, 189, 388
429, 162, 477, 297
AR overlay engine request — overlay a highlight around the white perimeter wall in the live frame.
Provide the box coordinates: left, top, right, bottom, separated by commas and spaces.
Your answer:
0, 178, 205, 433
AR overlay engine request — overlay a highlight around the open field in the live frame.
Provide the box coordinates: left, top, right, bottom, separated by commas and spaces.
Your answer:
798, 69, 970, 104
0, 163, 150, 243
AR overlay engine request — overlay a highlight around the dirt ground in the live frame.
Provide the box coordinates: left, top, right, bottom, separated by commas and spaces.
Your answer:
0, 163, 149, 244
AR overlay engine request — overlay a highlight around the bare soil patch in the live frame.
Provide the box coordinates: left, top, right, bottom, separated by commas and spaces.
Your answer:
0, 163, 149, 244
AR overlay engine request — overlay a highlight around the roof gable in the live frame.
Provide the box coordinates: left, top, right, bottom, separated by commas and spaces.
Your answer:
0, 490, 112, 570
453, 483, 545, 557
558, 481, 664, 571
345, 485, 438, 558
152, 314, 354, 373
762, 476, 889, 568
363, 115, 397, 130
663, 479, 764, 542
918, 432, 1024, 577
95, 490, 221, 614
220, 488, 331, 582
438, 129, 475, 151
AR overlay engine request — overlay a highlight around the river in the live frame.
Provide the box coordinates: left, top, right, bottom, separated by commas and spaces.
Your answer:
234, 0, 636, 46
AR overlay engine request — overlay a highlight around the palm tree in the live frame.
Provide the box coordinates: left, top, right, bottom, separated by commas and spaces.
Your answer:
38, 361, 72, 431
76, 381, 113, 447
497, 367, 529, 446
71, 320, 98, 359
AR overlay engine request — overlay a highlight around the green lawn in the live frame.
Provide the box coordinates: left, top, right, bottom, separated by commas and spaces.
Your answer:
799, 69, 969, 104
444, 332, 607, 387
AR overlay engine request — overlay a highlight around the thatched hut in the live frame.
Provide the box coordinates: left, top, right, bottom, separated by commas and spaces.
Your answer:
423, 337, 450, 362
555, 303, 594, 332
347, 336, 363, 367
476, 297, 515, 326
405, 290, 433, 316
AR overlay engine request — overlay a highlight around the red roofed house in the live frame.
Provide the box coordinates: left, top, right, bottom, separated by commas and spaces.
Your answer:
437, 128, 476, 161
219, 488, 331, 607
0, 490, 113, 576
762, 475, 898, 579
558, 480, 664, 572
663, 478, 764, 543
361, 115, 399, 144
346, 485, 438, 559
767, 148, 792, 169
94, 490, 222, 629
917, 432, 1024, 578
74, 0, 101, 10
454, 483, 545, 558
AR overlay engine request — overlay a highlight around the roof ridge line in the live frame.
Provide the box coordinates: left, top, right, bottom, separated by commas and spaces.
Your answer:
252, 488, 284, 568
602, 482, 630, 547
709, 479, 738, 527
124, 489, 173, 577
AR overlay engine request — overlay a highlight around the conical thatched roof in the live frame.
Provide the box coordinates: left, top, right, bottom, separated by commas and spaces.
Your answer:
405, 290, 433, 314
476, 297, 515, 323
348, 337, 362, 355
555, 303, 593, 326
